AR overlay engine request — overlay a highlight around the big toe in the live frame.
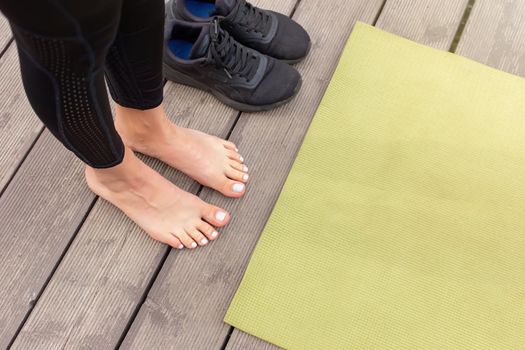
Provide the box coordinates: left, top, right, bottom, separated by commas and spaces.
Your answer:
218, 179, 246, 198
203, 204, 231, 227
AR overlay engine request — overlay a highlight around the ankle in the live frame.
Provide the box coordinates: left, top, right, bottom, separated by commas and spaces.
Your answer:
114, 104, 173, 147
85, 148, 148, 194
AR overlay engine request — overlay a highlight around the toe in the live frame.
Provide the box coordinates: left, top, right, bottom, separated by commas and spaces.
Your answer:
174, 231, 198, 249
226, 167, 249, 183
203, 205, 230, 227
226, 150, 244, 163
223, 141, 238, 151
230, 160, 248, 173
220, 180, 246, 198
187, 228, 209, 246
166, 233, 185, 250
198, 221, 219, 240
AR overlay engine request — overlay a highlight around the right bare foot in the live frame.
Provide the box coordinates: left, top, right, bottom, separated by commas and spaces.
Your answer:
85, 148, 230, 250
114, 105, 249, 198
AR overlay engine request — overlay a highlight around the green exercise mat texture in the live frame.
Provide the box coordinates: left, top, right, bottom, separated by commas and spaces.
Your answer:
225, 22, 525, 350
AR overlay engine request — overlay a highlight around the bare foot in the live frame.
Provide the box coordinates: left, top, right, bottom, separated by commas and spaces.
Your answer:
85, 148, 230, 249
114, 104, 249, 198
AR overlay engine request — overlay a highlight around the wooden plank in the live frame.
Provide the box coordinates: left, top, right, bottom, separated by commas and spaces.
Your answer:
0, 131, 92, 349
0, 44, 44, 192
224, 0, 472, 349
9, 1, 297, 349
376, 0, 470, 50
455, 0, 525, 75
120, 1, 385, 350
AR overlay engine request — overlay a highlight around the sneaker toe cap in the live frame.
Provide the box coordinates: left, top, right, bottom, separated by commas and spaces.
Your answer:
270, 11, 311, 62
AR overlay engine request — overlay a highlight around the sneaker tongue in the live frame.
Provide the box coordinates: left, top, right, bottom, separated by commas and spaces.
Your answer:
214, 0, 237, 16
189, 26, 211, 59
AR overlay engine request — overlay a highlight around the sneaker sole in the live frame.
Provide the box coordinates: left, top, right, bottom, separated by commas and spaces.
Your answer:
163, 63, 302, 112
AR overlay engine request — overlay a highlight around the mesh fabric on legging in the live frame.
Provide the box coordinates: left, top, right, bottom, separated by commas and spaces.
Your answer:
0, 0, 165, 168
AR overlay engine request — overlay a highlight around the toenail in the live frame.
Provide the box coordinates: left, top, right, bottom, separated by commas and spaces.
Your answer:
232, 183, 245, 193
235, 147, 239, 152
212, 231, 219, 238
243, 174, 249, 181
191, 242, 197, 248
240, 156, 244, 162
178, 244, 184, 249
216, 211, 227, 221
201, 238, 208, 245
243, 165, 248, 172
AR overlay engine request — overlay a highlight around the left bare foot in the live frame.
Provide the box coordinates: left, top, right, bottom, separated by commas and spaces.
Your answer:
115, 104, 249, 198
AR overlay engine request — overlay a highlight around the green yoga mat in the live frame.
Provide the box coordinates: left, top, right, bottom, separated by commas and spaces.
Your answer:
225, 22, 525, 349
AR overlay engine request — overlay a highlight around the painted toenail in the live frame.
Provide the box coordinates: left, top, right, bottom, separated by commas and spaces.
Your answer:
232, 183, 245, 193
216, 211, 227, 221
243, 174, 249, 181
201, 238, 208, 245
178, 244, 184, 249
243, 165, 248, 172
191, 242, 197, 248
212, 231, 219, 238
240, 156, 244, 162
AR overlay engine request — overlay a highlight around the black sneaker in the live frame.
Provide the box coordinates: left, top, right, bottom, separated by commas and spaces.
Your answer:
163, 19, 302, 112
166, 0, 311, 64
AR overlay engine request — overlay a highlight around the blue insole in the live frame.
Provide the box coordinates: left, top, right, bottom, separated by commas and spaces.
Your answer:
186, 0, 216, 18
169, 39, 195, 59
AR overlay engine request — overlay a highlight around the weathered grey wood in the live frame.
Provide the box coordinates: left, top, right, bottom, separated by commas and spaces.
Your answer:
455, 0, 525, 75
225, 1, 472, 349
0, 131, 92, 349
120, 1, 385, 349
0, 44, 44, 191
376, 0, 470, 50
10, 1, 297, 349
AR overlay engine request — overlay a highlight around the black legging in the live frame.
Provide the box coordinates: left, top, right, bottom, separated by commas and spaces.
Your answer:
0, 0, 164, 168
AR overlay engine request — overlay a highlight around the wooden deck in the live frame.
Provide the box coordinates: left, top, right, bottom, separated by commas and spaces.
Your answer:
0, 0, 524, 348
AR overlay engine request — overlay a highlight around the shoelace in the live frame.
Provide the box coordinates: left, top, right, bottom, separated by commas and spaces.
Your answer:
230, 0, 272, 35
209, 19, 258, 80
